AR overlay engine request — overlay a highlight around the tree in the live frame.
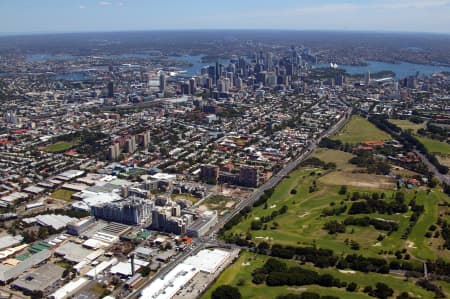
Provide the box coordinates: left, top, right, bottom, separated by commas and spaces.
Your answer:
338, 185, 348, 195
211, 285, 241, 299
38, 226, 49, 239
373, 282, 394, 299
397, 292, 413, 299
346, 282, 358, 292
140, 265, 151, 277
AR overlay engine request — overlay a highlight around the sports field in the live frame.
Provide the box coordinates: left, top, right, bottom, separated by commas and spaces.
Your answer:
332, 116, 391, 144
43, 141, 78, 153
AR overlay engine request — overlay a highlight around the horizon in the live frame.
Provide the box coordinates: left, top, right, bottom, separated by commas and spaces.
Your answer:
1, 28, 450, 39
1, 0, 450, 35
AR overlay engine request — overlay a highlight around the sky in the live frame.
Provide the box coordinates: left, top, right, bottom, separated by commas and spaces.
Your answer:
1, 0, 450, 35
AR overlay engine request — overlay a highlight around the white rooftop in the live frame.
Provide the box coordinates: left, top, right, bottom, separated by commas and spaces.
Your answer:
50, 278, 89, 299
139, 263, 199, 299
183, 249, 230, 274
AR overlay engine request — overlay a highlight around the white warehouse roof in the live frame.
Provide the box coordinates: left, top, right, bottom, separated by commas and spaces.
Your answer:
139, 263, 199, 299
183, 249, 231, 274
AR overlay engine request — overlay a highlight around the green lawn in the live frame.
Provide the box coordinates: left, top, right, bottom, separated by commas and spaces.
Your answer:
332, 116, 391, 144
201, 251, 435, 299
313, 149, 357, 171
389, 119, 425, 133
417, 137, 450, 155
50, 188, 76, 201
43, 141, 78, 153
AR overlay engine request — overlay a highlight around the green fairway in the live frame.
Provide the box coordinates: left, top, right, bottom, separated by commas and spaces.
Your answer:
43, 141, 78, 153
201, 251, 435, 299
389, 119, 425, 133
50, 188, 76, 201
332, 115, 391, 144
224, 167, 412, 258
417, 137, 450, 155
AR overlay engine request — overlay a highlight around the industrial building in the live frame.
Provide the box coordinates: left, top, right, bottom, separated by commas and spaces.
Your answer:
12, 263, 64, 294
183, 249, 231, 274
0, 250, 52, 282
138, 249, 233, 299
139, 263, 199, 299
50, 278, 89, 299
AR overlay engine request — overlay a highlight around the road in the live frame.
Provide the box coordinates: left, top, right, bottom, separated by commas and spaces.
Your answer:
414, 150, 450, 185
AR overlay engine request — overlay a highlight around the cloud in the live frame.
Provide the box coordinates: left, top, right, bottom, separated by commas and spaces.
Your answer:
117, 2, 124, 6
79, 5, 86, 9
99, 1, 112, 5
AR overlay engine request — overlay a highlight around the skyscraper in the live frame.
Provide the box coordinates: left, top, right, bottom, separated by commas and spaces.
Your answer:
108, 143, 121, 161
159, 72, 166, 93
107, 81, 114, 98
126, 136, 137, 154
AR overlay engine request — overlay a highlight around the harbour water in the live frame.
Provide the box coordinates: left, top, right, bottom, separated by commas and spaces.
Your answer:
316, 60, 450, 79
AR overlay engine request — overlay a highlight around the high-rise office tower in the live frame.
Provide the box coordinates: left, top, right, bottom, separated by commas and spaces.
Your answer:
107, 81, 114, 98
159, 72, 166, 92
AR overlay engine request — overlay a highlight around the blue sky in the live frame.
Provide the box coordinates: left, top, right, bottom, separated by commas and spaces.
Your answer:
1, 0, 450, 34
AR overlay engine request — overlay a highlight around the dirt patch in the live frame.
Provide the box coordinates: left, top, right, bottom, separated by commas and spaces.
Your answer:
225, 201, 236, 208
198, 205, 208, 212
287, 287, 307, 292
406, 241, 417, 249
338, 270, 356, 274
298, 212, 310, 218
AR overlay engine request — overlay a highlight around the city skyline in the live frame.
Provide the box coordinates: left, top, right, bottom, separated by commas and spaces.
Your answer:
1, 0, 450, 35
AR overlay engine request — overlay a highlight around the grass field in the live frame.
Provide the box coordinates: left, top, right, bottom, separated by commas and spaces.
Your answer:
417, 137, 450, 155
201, 251, 435, 299
171, 194, 200, 204
224, 147, 449, 261
50, 188, 76, 201
314, 149, 396, 189
43, 141, 78, 153
332, 116, 391, 144
313, 149, 357, 171
389, 119, 425, 133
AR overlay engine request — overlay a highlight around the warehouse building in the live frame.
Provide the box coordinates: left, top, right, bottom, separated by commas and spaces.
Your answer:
12, 263, 64, 293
